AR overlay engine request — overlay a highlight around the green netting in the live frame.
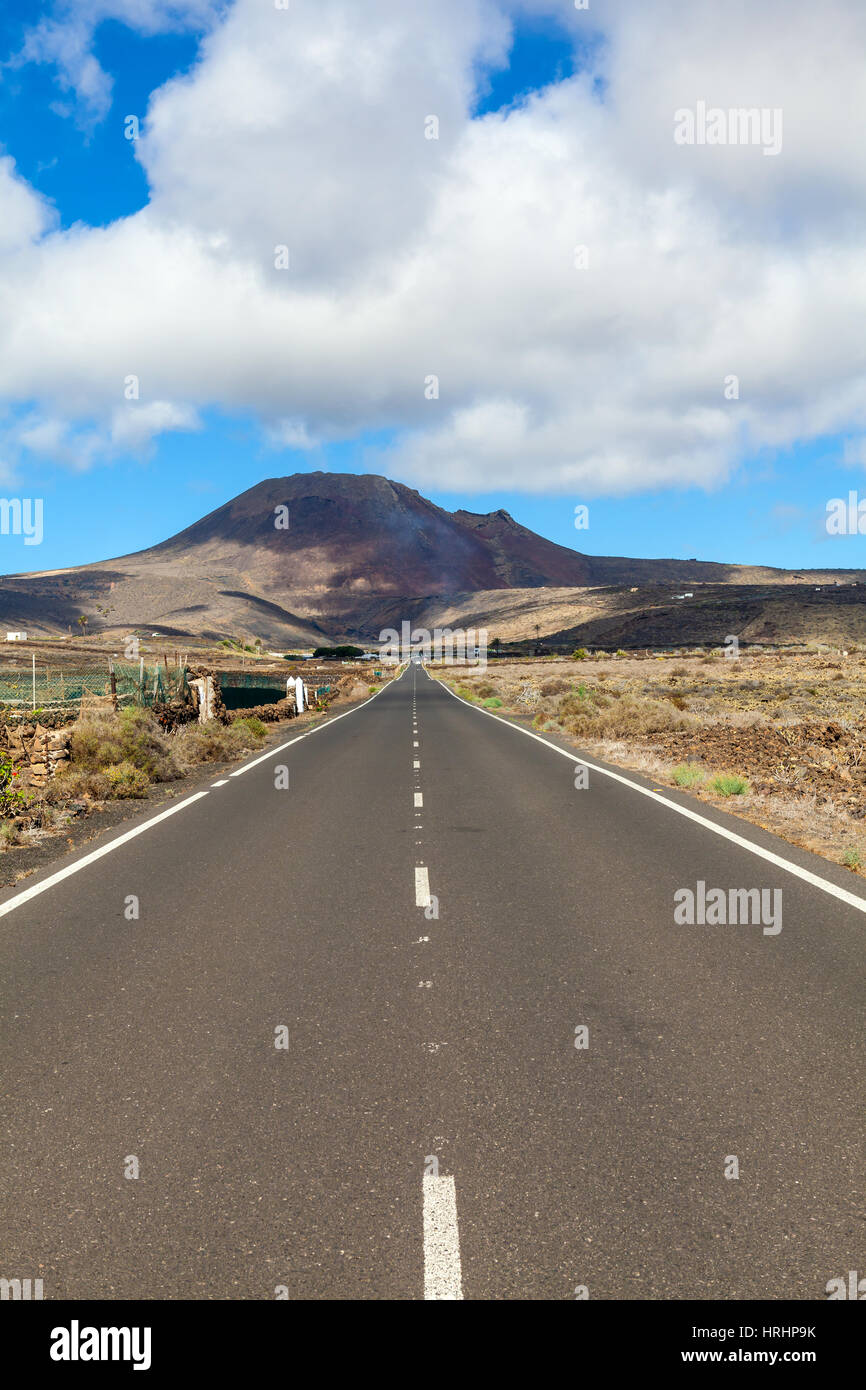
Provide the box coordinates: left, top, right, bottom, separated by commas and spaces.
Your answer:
0, 663, 188, 711
218, 670, 289, 691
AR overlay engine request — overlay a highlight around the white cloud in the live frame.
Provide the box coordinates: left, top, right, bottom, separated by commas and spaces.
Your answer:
0, 157, 56, 250
265, 420, 320, 451
110, 400, 201, 449
2, 0, 866, 492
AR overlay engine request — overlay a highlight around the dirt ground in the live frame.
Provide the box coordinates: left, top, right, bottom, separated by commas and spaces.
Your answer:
432, 651, 866, 876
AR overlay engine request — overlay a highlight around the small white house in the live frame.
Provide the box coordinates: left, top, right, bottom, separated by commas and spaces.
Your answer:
6, 631, 27, 642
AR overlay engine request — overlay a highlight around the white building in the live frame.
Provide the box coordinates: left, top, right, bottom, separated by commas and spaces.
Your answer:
6, 631, 27, 641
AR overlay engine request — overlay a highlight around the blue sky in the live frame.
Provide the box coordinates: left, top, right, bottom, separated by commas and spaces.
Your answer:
0, 0, 863, 575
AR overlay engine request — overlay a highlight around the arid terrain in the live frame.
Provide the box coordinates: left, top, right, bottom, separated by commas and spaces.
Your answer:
434, 650, 866, 876
3, 471, 866, 647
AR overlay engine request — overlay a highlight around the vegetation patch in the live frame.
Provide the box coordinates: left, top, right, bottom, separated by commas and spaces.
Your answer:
672, 762, 705, 788
710, 774, 751, 797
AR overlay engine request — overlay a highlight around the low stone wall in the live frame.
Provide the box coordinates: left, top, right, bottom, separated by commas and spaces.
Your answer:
0, 708, 78, 730
1, 721, 72, 787
226, 696, 297, 723
151, 696, 199, 732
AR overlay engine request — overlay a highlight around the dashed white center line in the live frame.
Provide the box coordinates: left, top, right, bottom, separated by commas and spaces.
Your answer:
414, 867, 431, 907
423, 1175, 463, 1300
413, 760, 420, 769
413, 740, 419, 747
414, 792, 423, 808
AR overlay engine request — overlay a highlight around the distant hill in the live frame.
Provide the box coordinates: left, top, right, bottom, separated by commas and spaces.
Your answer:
2, 471, 865, 645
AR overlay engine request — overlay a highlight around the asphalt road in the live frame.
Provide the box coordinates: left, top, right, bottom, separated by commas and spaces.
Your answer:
1, 663, 864, 1300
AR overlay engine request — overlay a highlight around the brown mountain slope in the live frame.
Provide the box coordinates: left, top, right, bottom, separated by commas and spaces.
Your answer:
3, 471, 866, 644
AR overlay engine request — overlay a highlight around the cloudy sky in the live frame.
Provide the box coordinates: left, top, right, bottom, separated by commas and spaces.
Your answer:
0, 0, 865, 570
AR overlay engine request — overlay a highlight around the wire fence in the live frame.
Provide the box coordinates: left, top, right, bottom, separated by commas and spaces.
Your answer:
0, 661, 189, 713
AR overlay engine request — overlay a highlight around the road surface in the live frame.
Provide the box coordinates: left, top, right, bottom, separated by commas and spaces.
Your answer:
1, 663, 863, 1300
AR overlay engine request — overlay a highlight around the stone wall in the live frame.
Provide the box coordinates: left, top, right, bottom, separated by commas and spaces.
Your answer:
226, 695, 297, 723
0, 722, 72, 788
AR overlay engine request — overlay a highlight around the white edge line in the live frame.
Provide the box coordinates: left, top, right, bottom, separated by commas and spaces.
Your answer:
423, 1174, 463, 1300
0, 793, 210, 920
438, 677, 866, 916
0, 675, 402, 922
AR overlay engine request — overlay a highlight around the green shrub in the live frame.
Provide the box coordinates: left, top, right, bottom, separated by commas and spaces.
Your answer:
231, 716, 268, 740
174, 722, 242, 766
672, 763, 704, 788
572, 648, 588, 660
482, 697, 503, 708
710, 774, 750, 796
0, 754, 30, 817
104, 761, 150, 798
50, 767, 113, 800
842, 848, 861, 870
70, 707, 180, 782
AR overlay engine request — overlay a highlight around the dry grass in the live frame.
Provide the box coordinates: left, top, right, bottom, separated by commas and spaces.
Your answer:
431, 652, 866, 875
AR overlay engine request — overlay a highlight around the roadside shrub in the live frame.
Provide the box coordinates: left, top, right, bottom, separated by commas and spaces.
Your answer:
540, 678, 569, 696
561, 693, 690, 740
231, 716, 268, 740
710, 774, 750, 796
0, 754, 30, 817
173, 716, 268, 769
174, 722, 241, 766
482, 697, 503, 708
69, 719, 123, 771
672, 763, 704, 788
29, 802, 66, 829
572, 648, 588, 660
50, 767, 113, 801
104, 761, 150, 798
70, 707, 180, 782
0, 820, 22, 847
842, 848, 861, 870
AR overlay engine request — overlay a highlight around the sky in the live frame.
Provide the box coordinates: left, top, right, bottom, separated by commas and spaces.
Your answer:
0, 0, 865, 574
